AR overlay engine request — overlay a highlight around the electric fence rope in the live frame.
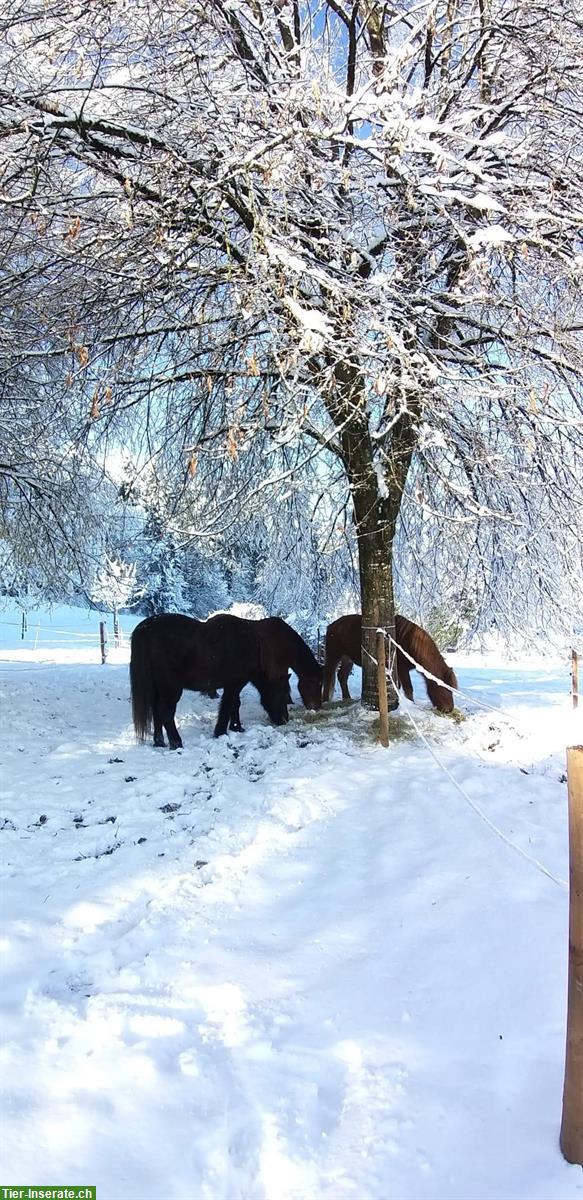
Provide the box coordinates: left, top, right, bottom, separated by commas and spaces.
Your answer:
362, 623, 573, 731
0, 619, 102, 640
362, 643, 568, 892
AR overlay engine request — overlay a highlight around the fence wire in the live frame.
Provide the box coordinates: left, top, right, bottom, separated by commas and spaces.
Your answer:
361, 641, 568, 892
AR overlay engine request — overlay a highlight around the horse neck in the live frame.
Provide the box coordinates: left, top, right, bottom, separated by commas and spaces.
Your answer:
396, 615, 448, 674
286, 627, 319, 677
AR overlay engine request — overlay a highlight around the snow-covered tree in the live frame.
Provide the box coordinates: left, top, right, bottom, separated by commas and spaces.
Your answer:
90, 555, 139, 643
1, 0, 582, 701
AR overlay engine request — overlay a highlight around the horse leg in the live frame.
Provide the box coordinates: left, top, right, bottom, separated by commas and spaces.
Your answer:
228, 690, 245, 733
159, 689, 183, 749
152, 697, 166, 747
337, 655, 353, 701
214, 686, 241, 737
396, 650, 414, 702
323, 636, 341, 701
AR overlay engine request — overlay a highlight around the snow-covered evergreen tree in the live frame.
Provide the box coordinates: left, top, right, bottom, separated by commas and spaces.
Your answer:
90, 555, 139, 643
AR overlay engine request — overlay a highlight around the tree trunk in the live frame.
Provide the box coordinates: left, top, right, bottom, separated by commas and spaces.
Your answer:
330, 361, 402, 710
357, 505, 399, 710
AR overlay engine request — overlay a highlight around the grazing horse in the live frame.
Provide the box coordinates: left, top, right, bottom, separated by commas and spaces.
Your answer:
258, 618, 322, 708
224, 617, 323, 732
323, 613, 458, 713
130, 612, 292, 744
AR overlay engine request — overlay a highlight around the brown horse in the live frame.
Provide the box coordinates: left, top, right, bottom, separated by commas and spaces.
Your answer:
323, 614, 457, 712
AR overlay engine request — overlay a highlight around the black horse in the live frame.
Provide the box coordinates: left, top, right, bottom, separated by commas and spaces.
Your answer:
130, 613, 292, 744
226, 617, 323, 731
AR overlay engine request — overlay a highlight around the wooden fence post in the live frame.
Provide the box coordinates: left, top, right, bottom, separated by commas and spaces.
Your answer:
376, 630, 389, 748
99, 621, 108, 665
560, 745, 583, 1164
21, 611, 27, 640
572, 650, 579, 710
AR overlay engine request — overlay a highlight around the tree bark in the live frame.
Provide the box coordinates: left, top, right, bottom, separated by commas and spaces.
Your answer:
352, 472, 399, 710
330, 359, 417, 711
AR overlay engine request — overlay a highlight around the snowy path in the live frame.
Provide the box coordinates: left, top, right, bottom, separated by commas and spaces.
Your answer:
1, 630, 582, 1198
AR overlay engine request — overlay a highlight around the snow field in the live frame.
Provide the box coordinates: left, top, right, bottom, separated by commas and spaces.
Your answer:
0, 609, 582, 1199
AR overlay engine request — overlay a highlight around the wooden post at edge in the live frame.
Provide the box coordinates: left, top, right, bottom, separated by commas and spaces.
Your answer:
376, 629, 389, 748
572, 650, 579, 710
560, 744, 583, 1164
99, 621, 108, 665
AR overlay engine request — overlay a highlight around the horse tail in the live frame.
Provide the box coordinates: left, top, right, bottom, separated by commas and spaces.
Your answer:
130, 624, 154, 740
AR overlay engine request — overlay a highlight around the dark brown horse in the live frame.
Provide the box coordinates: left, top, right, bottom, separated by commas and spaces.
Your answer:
130, 612, 292, 744
131, 614, 323, 744
220, 617, 323, 732
323, 614, 458, 713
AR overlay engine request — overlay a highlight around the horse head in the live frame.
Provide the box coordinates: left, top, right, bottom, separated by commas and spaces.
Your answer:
259, 673, 291, 726
297, 665, 323, 711
430, 665, 458, 712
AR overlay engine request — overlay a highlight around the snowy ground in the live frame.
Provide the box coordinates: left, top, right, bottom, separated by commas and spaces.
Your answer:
1, 605, 582, 1200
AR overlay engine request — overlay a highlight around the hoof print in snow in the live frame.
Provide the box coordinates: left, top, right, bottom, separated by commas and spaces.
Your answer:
194, 860, 208, 869
559, 773, 567, 783
160, 803, 181, 814
124, 775, 137, 783
98, 815, 116, 825
108, 757, 124, 764
137, 837, 147, 845
520, 768, 529, 775
73, 815, 85, 827
105, 841, 121, 855
1, 818, 17, 831
31, 814, 48, 827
